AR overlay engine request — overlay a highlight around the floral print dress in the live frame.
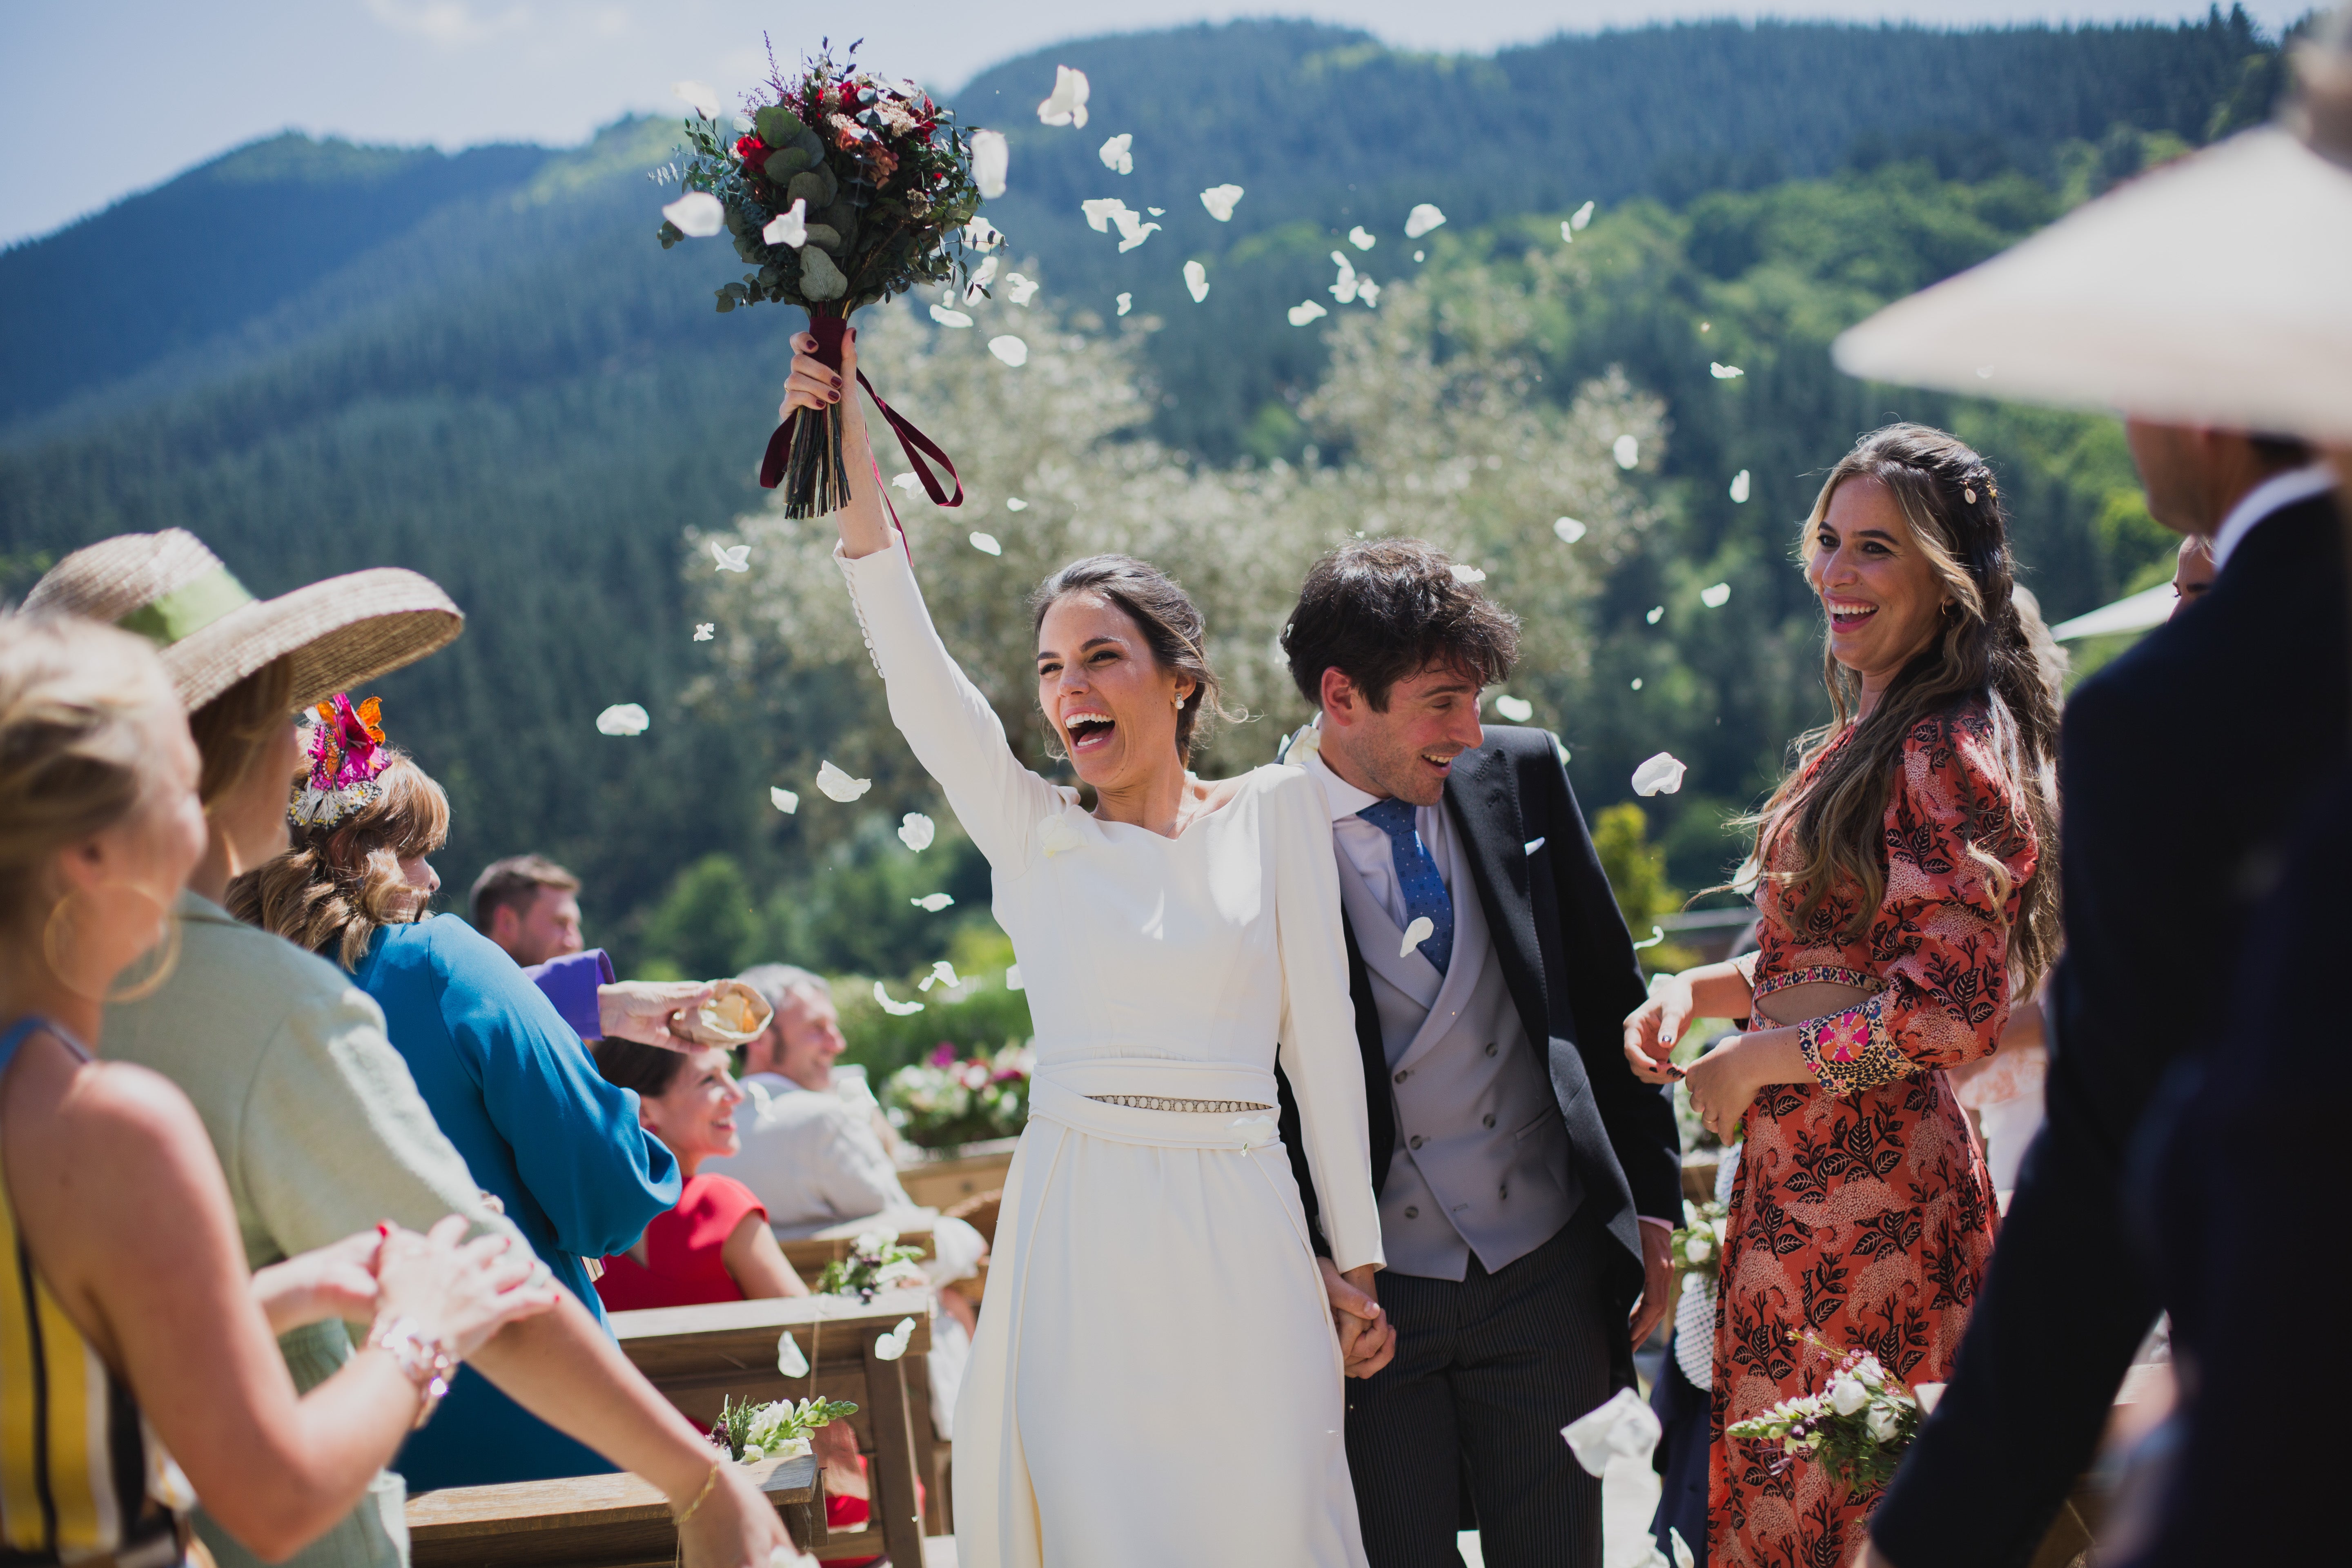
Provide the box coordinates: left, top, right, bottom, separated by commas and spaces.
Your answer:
1711, 702, 2036, 1568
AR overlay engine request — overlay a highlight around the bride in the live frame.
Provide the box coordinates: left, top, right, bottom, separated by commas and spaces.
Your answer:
782, 327, 1385, 1566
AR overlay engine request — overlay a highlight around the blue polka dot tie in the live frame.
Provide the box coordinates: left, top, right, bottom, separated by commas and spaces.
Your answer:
1359, 797, 1452, 974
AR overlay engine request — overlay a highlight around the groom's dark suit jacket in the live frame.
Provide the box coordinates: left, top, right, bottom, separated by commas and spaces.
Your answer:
1280, 725, 1682, 1316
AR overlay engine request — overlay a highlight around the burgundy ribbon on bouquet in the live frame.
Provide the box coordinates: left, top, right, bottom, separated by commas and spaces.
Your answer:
759, 312, 965, 510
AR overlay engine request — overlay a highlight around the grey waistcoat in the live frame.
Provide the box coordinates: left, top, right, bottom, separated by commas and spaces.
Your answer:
1334, 828, 1582, 1281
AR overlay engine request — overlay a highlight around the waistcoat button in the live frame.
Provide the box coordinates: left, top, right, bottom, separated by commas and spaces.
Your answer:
1408, 1135, 1425, 1150
1403, 1206, 1419, 1219
1483, 1113, 1496, 1128
1499, 1183, 1509, 1199
1393, 1069, 1408, 1083
1485, 1042, 1498, 1056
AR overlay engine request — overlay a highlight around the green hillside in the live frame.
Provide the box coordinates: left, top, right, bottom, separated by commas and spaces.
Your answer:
0, 13, 2288, 1013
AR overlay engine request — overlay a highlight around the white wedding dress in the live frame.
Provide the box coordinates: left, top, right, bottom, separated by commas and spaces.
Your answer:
837, 538, 1384, 1567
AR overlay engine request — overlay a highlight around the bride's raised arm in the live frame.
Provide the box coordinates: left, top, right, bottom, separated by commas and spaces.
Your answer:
783, 328, 1062, 870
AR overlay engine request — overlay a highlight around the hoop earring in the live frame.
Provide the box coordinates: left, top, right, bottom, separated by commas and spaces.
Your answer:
42, 882, 183, 1005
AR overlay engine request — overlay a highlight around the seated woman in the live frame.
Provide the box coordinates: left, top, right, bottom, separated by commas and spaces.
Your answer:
589, 1039, 806, 1309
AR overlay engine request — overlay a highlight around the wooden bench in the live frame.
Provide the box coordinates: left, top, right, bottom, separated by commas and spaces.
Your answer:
896, 1142, 1016, 1212
612, 1291, 935, 1567
406, 1454, 816, 1568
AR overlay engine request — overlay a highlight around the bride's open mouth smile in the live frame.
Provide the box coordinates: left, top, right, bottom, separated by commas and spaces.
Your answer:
1063, 707, 1117, 755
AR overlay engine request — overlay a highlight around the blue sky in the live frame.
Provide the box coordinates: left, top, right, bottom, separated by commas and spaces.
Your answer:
0, 0, 2308, 247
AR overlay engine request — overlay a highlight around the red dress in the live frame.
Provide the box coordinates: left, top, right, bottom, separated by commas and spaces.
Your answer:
1711, 703, 2034, 1568
595, 1173, 764, 1312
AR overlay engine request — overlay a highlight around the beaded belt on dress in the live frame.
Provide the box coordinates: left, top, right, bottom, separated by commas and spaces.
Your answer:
1085, 1094, 1272, 1113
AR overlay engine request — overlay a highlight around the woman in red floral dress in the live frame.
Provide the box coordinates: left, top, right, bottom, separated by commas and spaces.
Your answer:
1626, 425, 2061, 1568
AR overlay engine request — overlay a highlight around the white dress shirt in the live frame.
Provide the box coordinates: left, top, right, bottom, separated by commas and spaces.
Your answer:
2209, 461, 2338, 571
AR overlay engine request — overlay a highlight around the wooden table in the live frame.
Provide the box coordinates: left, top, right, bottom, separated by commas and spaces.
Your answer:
612, 1292, 935, 1567
407, 1454, 815, 1568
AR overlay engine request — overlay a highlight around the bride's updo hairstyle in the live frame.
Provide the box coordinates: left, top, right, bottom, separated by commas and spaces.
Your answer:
228, 753, 450, 967
1029, 555, 1239, 758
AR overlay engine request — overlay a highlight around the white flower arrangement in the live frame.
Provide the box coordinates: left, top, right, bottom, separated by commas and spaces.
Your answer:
712, 1393, 858, 1464
1725, 1331, 1946, 1495
1668, 1199, 1728, 1285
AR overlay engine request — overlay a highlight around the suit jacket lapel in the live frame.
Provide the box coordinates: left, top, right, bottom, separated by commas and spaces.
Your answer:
1332, 848, 1445, 1010
1445, 742, 1552, 1049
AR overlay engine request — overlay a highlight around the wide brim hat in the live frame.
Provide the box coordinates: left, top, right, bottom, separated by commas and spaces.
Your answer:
1831, 126, 2352, 442
22, 530, 462, 711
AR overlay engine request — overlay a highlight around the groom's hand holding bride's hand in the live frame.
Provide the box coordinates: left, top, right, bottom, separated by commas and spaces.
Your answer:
1319, 1259, 1395, 1378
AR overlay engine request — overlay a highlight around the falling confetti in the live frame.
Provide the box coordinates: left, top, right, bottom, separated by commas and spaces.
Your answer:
1005, 964, 1024, 991
776, 1331, 808, 1378
1005, 497, 1029, 511
898, 813, 936, 852
1613, 435, 1640, 469
1111, 209, 1159, 252
1632, 752, 1688, 797
1036, 65, 1090, 128
1571, 200, 1595, 230
1563, 1387, 1661, 1477
673, 80, 721, 119
1975, 365, 1995, 379
1401, 915, 1435, 958
711, 541, 750, 572
910, 893, 955, 912
1730, 469, 1752, 503
1632, 924, 1668, 951
970, 531, 1002, 555
1348, 226, 1376, 250
874, 1317, 916, 1361
816, 761, 871, 802
1199, 184, 1244, 221
918, 959, 961, 991
1554, 517, 1588, 544
1450, 563, 1488, 584
964, 216, 1003, 252
1358, 279, 1380, 307
1098, 133, 1133, 174
763, 198, 808, 247
661, 191, 723, 238
1646, 606, 1665, 624
1559, 220, 1576, 244
891, 471, 923, 495
1288, 300, 1328, 326
1004, 273, 1040, 306
929, 304, 974, 328
1413, 249, 1424, 262
1494, 695, 1534, 722
769, 786, 799, 814
1116, 292, 1132, 316
694, 623, 715, 641
1183, 259, 1209, 302
1631, 678, 1644, 690
873, 982, 925, 1016
1710, 362, 1744, 379
1404, 204, 1446, 238
1328, 251, 1359, 303
1081, 197, 1126, 232
989, 336, 1029, 366
1700, 583, 1732, 608
1523, 837, 1547, 856
595, 704, 649, 736
971, 130, 1008, 199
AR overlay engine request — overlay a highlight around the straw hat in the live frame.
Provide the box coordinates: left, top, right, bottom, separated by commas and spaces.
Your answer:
1833, 15, 2352, 441
22, 530, 463, 711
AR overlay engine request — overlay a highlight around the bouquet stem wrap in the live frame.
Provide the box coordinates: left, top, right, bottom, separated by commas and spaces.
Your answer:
759, 310, 967, 520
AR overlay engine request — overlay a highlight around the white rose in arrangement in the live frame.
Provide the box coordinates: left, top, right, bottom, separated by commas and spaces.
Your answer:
1684, 1236, 1713, 1264
1829, 1376, 1870, 1417
1853, 1354, 1887, 1388
1865, 1404, 1900, 1445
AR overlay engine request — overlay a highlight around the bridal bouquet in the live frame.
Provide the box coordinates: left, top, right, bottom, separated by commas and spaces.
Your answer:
711, 1392, 859, 1463
1669, 1200, 1727, 1286
660, 38, 989, 515
1725, 1331, 1946, 1495
814, 1231, 929, 1303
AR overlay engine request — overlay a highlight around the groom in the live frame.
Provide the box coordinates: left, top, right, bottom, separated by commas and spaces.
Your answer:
1274, 539, 1681, 1568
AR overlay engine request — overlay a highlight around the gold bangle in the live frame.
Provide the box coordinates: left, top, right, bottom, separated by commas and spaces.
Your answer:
671, 1461, 721, 1526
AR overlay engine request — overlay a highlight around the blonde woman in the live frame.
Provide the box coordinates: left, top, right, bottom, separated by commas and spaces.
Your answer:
1624, 425, 2058, 1568
0, 610, 557, 1568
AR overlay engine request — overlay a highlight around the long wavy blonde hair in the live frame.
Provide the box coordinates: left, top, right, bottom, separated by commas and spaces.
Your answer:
1740, 424, 2062, 994
227, 753, 449, 968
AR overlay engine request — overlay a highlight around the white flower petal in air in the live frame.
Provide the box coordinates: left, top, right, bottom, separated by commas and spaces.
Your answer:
1230, 1115, 1278, 1155
1571, 200, 1595, 230
1288, 300, 1328, 327
1348, 226, 1376, 250
1561, 1386, 1661, 1477
1613, 434, 1640, 469
1494, 695, 1533, 722
776, 1330, 809, 1378
1004, 964, 1024, 991
763, 198, 807, 247
595, 704, 650, 736
1559, 220, 1576, 244
898, 813, 936, 852
1632, 752, 1688, 797
1730, 469, 1752, 503
693, 623, 715, 641
1710, 362, 1745, 379
1701, 582, 1732, 608
873, 982, 925, 1016
1913, 1382, 1946, 1414
1553, 516, 1588, 544
910, 893, 955, 912
963, 216, 1003, 253
1116, 292, 1132, 316
1004, 272, 1039, 306
1731, 857, 1761, 896
1036, 65, 1090, 128
1632, 924, 1667, 951
874, 1317, 916, 1361
970, 129, 1009, 200
1183, 260, 1209, 302
1401, 915, 1435, 958
1404, 203, 1446, 239
1975, 365, 1994, 379
1110, 209, 1159, 252
1523, 837, 1547, 855
969, 531, 1002, 555
891, 471, 922, 495
1198, 184, 1243, 221
673, 80, 721, 120
1358, 278, 1379, 307
1097, 133, 1133, 174
816, 761, 872, 802
769, 786, 799, 814
1670, 1528, 1697, 1568
1450, 563, 1487, 584
929, 304, 974, 328
1329, 251, 1359, 303
661, 191, 724, 238
1631, 678, 1644, 690
1080, 197, 1126, 233
988, 335, 1029, 366
710, 541, 750, 572
928, 959, 961, 990
1646, 606, 1665, 624
962, 257, 999, 306
1004, 497, 1029, 512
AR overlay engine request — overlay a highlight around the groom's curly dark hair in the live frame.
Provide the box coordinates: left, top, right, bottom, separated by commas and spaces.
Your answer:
1283, 539, 1520, 711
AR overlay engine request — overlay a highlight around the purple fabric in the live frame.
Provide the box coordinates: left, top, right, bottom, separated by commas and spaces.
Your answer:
523, 949, 614, 1042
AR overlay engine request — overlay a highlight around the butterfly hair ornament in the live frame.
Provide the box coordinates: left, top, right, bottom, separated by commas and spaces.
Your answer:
289, 693, 392, 831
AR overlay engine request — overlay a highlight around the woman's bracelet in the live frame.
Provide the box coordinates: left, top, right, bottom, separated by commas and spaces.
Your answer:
672, 1461, 722, 1526
367, 1316, 456, 1429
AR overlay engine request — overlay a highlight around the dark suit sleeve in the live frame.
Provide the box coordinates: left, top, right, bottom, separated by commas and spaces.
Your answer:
1871, 677, 2162, 1568
1274, 1061, 1329, 1258
1533, 734, 1681, 1225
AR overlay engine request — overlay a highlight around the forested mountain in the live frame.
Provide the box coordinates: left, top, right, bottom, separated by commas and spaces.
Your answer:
0, 13, 2290, 1020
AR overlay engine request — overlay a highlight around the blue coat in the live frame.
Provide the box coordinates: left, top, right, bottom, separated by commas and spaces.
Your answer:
353, 915, 679, 1490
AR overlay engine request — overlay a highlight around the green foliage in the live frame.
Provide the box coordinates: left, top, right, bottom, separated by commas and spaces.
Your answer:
637, 853, 765, 978
1595, 803, 1679, 934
